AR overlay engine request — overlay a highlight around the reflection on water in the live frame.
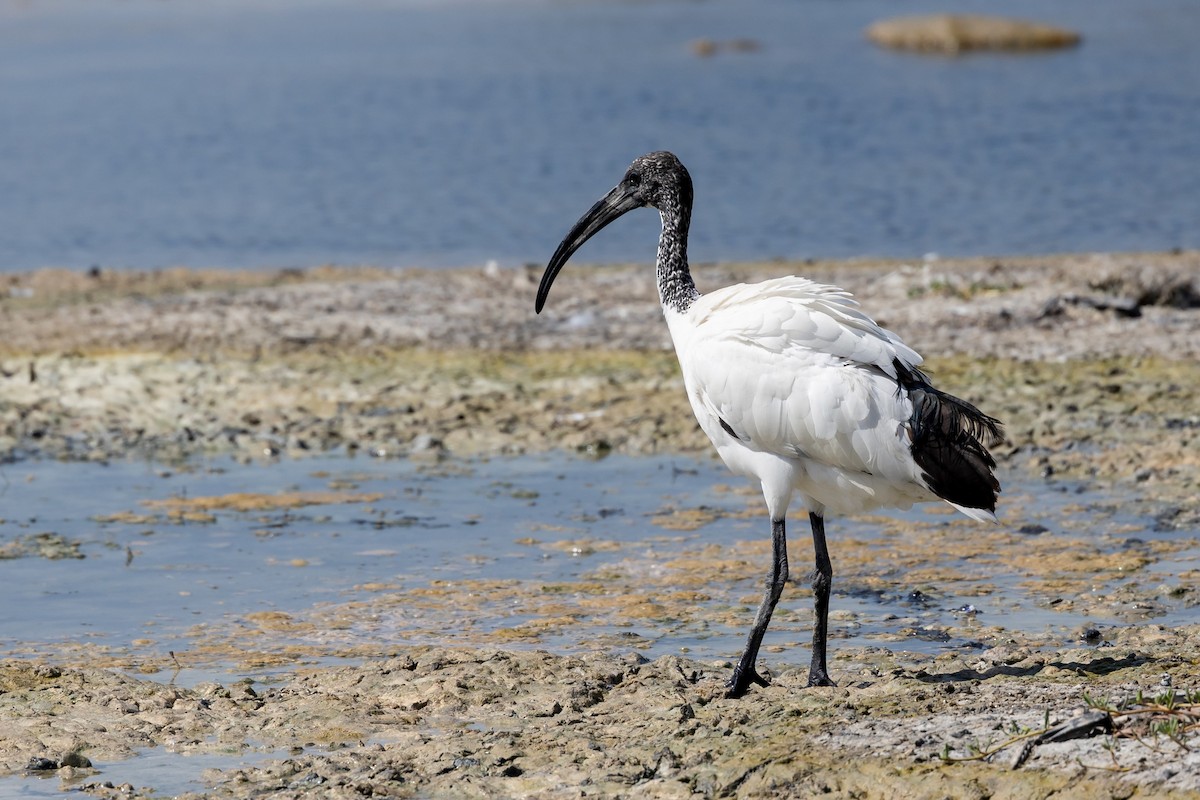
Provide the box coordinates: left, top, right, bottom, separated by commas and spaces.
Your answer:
1, 453, 1195, 684
0, 0, 1198, 271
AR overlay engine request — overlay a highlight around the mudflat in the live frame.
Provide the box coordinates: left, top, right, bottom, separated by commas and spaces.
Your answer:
1, 251, 1198, 798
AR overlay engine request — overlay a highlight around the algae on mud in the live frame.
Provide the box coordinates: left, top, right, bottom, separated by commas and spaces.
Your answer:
0, 253, 1199, 797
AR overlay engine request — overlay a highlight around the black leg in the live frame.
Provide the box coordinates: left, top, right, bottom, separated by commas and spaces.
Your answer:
807, 512, 836, 687
727, 517, 788, 698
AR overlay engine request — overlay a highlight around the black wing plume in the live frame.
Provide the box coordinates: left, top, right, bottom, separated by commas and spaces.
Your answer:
893, 359, 1004, 513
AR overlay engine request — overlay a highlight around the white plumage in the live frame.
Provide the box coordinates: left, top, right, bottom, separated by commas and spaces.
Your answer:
536, 152, 1002, 697
666, 278, 995, 523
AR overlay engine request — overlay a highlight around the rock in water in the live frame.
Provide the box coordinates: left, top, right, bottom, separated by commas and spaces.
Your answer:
866, 15, 1081, 54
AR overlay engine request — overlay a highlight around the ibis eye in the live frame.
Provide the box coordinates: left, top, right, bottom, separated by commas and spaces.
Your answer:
625, 171, 641, 187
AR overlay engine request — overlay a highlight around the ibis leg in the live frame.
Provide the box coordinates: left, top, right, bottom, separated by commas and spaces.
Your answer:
727, 517, 788, 698
808, 512, 836, 687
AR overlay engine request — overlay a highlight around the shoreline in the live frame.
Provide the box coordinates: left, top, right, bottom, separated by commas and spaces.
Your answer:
2, 249, 1198, 357
2, 250, 1197, 499
1, 251, 1198, 798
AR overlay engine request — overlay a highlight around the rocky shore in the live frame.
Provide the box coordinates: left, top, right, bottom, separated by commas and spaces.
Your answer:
1, 251, 1199, 798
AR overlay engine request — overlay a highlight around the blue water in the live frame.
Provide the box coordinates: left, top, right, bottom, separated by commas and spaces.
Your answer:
1, 0, 1198, 272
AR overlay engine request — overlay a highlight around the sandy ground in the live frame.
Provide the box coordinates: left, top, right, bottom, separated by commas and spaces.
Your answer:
1, 251, 1199, 798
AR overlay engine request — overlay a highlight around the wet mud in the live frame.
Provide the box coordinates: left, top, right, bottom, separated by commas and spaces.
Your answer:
3, 638, 1198, 799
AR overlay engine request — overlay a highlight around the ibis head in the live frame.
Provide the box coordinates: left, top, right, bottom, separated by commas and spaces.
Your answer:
536, 151, 693, 313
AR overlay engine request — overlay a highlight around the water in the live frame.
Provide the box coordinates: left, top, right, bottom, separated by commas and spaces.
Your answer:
2, 452, 1195, 683
0, 749, 293, 799
1, 0, 1198, 272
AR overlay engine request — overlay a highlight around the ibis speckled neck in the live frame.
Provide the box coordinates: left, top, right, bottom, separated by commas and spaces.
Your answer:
654, 172, 700, 314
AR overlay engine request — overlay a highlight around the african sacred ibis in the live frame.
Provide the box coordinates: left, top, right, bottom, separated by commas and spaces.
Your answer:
535, 151, 1002, 698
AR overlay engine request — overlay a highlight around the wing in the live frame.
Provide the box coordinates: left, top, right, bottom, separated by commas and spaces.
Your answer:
692, 277, 923, 376
675, 277, 927, 481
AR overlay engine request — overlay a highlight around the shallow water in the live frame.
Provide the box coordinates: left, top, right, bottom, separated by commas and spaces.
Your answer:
1, 453, 1195, 684
1, 0, 1198, 271
0, 748, 293, 799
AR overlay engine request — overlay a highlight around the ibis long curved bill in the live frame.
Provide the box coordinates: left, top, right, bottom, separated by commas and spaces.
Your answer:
535, 182, 643, 314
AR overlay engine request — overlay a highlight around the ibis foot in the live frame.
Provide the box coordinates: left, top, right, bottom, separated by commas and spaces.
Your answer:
807, 668, 837, 688
725, 664, 770, 698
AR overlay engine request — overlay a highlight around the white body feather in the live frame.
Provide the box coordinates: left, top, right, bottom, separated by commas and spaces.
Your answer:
664, 276, 995, 523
